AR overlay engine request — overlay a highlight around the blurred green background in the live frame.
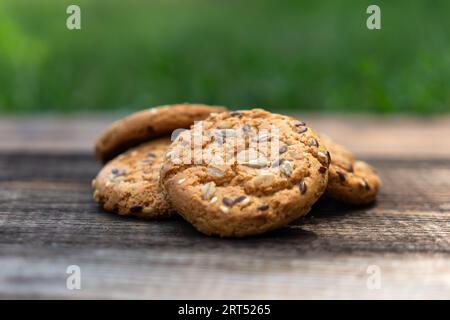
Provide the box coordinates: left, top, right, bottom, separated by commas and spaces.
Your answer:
1, 0, 449, 114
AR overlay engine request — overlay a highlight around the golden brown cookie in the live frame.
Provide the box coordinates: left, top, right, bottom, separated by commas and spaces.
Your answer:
161, 109, 330, 237
93, 138, 175, 218
95, 103, 226, 162
320, 134, 381, 205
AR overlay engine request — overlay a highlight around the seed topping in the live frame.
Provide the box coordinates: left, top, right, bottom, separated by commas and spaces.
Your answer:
361, 179, 371, 190
219, 205, 229, 214
294, 120, 306, 126
242, 124, 251, 133
280, 160, 293, 176
243, 159, 268, 169
299, 180, 307, 194
201, 182, 216, 200
233, 196, 247, 205
253, 133, 270, 143
218, 129, 235, 137
222, 197, 234, 207
208, 167, 225, 177
111, 168, 126, 177
317, 151, 328, 162
271, 159, 281, 168
309, 139, 319, 147
279, 145, 288, 154
337, 171, 346, 183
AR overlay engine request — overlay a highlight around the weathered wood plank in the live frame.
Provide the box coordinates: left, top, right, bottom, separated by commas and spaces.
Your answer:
1, 115, 450, 158
0, 154, 449, 255
0, 247, 449, 299
0, 115, 449, 299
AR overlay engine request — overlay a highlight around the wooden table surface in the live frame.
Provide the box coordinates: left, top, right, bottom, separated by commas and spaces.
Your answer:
0, 114, 449, 299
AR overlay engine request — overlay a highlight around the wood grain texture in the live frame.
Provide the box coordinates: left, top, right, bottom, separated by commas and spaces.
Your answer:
0, 117, 449, 299
2, 115, 450, 158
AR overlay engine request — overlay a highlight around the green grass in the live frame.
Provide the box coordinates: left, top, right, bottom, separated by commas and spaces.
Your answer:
1, 0, 450, 114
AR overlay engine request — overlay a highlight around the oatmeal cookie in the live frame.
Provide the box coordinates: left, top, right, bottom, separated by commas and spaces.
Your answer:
320, 134, 381, 204
93, 138, 174, 218
161, 109, 330, 237
95, 103, 226, 162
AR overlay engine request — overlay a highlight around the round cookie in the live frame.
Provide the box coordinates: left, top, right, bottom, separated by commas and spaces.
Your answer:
95, 103, 226, 162
320, 134, 381, 205
161, 109, 330, 237
93, 138, 175, 218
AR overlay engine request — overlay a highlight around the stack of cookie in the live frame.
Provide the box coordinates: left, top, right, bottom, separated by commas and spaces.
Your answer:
92, 104, 380, 237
